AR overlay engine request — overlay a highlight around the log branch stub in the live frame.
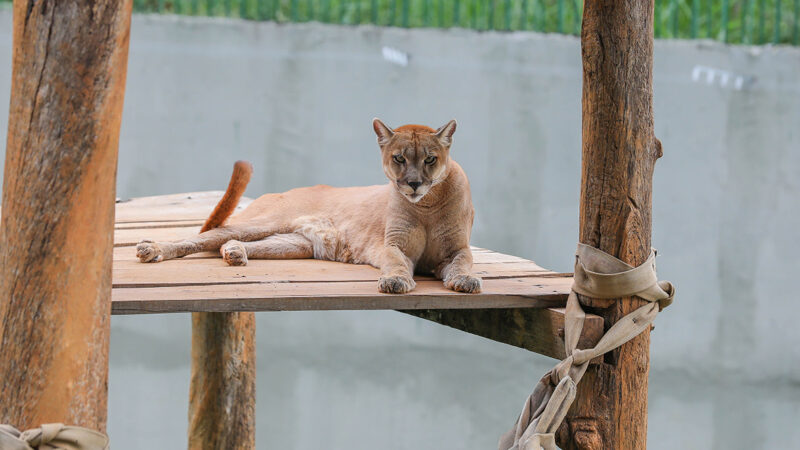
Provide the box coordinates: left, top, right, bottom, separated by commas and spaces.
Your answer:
0, 0, 132, 431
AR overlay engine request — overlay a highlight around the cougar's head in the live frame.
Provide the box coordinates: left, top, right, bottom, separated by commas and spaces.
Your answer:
372, 118, 457, 203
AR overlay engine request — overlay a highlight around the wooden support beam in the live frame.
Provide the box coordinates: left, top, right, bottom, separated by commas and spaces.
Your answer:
0, 0, 132, 431
557, 1, 661, 448
401, 308, 604, 361
189, 312, 256, 449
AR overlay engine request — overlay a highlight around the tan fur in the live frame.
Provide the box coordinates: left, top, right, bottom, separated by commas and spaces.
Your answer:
136, 119, 481, 294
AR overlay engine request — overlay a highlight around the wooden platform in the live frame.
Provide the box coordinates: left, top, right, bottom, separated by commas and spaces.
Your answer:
112, 192, 601, 360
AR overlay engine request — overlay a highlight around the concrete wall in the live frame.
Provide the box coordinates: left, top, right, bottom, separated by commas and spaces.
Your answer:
1, 7, 799, 449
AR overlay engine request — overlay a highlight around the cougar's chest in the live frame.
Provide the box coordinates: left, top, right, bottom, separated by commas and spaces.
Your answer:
414, 221, 455, 273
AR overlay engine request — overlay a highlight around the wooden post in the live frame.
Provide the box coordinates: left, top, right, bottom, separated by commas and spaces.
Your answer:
557, 1, 660, 449
0, 0, 132, 432
189, 312, 256, 449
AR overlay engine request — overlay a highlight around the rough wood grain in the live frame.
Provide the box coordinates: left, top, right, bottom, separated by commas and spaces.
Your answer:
557, 1, 661, 448
402, 308, 604, 362
189, 311, 255, 450
0, 0, 132, 432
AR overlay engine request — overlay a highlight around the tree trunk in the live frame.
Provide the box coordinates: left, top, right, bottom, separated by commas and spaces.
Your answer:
189, 312, 256, 449
0, 0, 132, 432
557, 1, 660, 449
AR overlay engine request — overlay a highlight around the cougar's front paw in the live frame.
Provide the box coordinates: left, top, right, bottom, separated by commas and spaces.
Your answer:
221, 240, 248, 266
136, 240, 164, 263
445, 274, 482, 293
378, 275, 416, 294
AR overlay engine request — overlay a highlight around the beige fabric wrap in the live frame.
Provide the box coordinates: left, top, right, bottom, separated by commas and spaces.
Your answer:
498, 244, 675, 450
0, 423, 108, 450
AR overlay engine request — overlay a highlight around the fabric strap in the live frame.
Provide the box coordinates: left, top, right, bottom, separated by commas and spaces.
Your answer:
0, 423, 109, 450
498, 244, 675, 450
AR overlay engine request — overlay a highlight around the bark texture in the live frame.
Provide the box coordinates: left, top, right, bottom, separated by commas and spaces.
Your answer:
0, 0, 132, 432
557, 1, 660, 449
189, 312, 256, 449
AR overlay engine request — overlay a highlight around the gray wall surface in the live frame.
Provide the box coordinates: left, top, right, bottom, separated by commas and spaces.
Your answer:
1, 7, 799, 449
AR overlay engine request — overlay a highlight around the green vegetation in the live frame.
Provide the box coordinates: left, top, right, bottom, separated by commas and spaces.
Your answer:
651, 0, 799, 44
2, 0, 797, 44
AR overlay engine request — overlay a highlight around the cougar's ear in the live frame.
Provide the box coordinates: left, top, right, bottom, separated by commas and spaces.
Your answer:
435, 119, 457, 146
372, 118, 394, 147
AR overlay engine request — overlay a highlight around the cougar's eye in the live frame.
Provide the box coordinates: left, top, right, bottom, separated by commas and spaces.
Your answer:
393, 155, 406, 164
424, 155, 437, 165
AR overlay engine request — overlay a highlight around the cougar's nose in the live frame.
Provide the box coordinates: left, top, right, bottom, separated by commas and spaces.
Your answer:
408, 181, 422, 191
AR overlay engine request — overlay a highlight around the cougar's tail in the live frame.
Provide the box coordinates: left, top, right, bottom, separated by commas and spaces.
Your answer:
200, 160, 253, 233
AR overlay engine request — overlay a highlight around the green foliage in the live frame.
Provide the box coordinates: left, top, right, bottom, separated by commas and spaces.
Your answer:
123, 0, 586, 30
1, 0, 794, 44
652, 0, 798, 44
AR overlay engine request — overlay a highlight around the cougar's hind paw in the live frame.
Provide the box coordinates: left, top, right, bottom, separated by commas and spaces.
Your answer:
136, 240, 164, 263
221, 240, 248, 266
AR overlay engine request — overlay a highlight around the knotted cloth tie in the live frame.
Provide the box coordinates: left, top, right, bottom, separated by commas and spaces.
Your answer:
0, 423, 108, 450
498, 244, 675, 450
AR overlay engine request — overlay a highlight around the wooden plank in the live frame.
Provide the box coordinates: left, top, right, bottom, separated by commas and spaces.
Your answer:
464, 250, 533, 264
111, 257, 554, 287
111, 277, 571, 314
401, 308, 604, 362
115, 219, 203, 230
115, 225, 203, 246
113, 257, 386, 286
115, 191, 251, 223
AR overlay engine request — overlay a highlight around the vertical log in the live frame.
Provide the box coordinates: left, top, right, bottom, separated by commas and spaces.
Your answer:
0, 0, 132, 432
557, 1, 660, 449
189, 312, 256, 449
